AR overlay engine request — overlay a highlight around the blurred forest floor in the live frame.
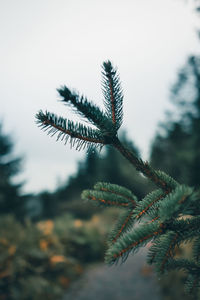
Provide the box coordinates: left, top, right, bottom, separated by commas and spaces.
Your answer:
63, 247, 162, 300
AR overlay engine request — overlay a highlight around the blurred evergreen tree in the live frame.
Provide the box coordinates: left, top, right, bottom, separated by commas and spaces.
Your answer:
151, 55, 200, 187
0, 122, 27, 220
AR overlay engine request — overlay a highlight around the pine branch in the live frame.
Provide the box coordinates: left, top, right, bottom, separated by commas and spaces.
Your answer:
185, 274, 199, 295
166, 258, 200, 294
158, 185, 194, 221
93, 182, 137, 206
36, 61, 175, 190
36, 110, 105, 151
166, 258, 198, 273
105, 221, 164, 264
168, 217, 200, 243
102, 61, 123, 130
57, 86, 114, 135
107, 209, 135, 245
83, 182, 137, 245
112, 137, 173, 192
36, 60, 200, 295
148, 232, 179, 274
133, 189, 165, 220
82, 189, 133, 208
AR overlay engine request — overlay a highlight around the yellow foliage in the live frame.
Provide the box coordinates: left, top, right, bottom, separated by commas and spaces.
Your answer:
39, 239, 48, 251
37, 220, 54, 235
8, 245, 16, 255
74, 219, 83, 228
50, 255, 66, 264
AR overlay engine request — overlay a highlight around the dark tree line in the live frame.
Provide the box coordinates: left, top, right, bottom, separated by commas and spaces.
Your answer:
151, 55, 200, 187
0, 124, 27, 221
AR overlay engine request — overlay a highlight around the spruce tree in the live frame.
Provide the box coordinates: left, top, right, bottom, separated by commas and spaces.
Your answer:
36, 61, 200, 295
0, 123, 26, 220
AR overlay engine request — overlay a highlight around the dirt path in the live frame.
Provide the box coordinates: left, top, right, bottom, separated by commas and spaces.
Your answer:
63, 248, 162, 300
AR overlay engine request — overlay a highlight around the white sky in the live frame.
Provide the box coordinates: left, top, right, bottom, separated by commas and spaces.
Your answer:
0, 0, 199, 194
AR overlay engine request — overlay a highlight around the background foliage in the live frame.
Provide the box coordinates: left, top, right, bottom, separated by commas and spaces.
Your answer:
0, 211, 118, 300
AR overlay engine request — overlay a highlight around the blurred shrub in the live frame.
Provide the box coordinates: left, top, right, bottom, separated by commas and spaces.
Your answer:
0, 210, 117, 300
0, 215, 82, 300
54, 212, 111, 263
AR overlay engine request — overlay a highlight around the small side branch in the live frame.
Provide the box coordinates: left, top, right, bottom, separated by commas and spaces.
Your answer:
102, 61, 123, 130
87, 195, 129, 207
160, 233, 179, 272
113, 227, 163, 260
36, 110, 105, 151
111, 210, 134, 244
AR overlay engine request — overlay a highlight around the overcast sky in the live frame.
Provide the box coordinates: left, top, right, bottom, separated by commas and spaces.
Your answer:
0, 0, 199, 194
